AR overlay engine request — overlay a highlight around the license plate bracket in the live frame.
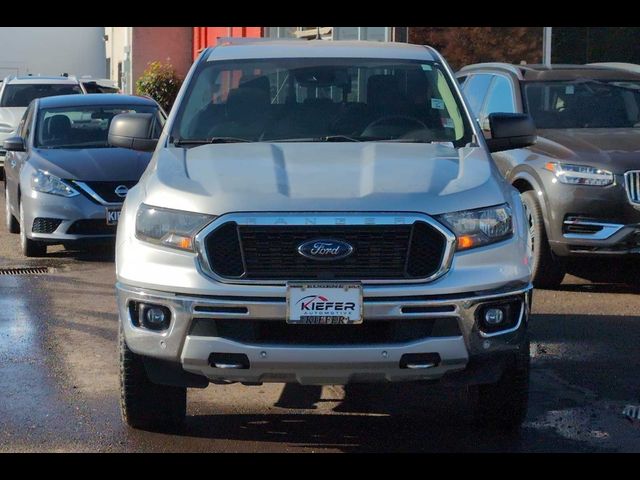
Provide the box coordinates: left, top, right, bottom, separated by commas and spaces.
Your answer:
286, 283, 363, 325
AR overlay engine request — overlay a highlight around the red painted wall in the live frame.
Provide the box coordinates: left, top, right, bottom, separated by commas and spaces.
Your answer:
193, 27, 263, 60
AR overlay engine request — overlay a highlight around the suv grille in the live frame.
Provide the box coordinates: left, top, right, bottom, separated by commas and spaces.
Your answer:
203, 221, 447, 281
625, 171, 640, 204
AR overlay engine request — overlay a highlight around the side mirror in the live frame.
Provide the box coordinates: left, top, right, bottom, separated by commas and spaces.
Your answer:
3, 136, 25, 152
108, 113, 158, 152
485, 113, 537, 153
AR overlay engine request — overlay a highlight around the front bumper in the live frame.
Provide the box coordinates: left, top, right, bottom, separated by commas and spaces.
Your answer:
21, 187, 119, 242
543, 172, 640, 256
116, 282, 531, 386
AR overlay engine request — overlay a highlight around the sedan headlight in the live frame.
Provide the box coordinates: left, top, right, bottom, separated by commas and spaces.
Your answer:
438, 204, 513, 251
31, 170, 79, 197
135, 204, 216, 252
545, 162, 613, 186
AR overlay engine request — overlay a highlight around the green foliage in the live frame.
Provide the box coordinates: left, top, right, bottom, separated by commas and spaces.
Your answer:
136, 61, 182, 112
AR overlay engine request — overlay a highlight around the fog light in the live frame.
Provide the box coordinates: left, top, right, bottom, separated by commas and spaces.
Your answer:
146, 307, 167, 326
136, 303, 171, 331
484, 308, 505, 325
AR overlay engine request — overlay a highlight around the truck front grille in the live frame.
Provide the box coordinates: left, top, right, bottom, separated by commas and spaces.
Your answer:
625, 171, 640, 204
190, 317, 461, 345
203, 221, 448, 281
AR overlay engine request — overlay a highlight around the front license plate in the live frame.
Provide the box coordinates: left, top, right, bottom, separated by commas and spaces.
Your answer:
106, 208, 121, 225
287, 283, 363, 324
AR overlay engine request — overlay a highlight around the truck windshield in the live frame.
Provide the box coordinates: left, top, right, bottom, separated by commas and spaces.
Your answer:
171, 57, 472, 146
523, 79, 640, 129
1, 83, 83, 107
35, 104, 158, 149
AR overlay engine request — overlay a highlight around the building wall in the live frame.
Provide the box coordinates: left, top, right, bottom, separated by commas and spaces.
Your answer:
132, 27, 193, 86
105, 27, 128, 90
0, 27, 105, 79
193, 27, 263, 60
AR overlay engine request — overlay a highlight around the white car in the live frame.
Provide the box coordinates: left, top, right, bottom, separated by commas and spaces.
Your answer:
0, 75, 84, 178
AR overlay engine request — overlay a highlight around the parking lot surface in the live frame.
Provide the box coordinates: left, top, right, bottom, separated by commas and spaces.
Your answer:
1, 193, 639, 452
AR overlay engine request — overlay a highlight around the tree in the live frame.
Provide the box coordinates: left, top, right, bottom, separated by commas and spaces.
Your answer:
410, 27, 543, 71
136, 61, 183, 112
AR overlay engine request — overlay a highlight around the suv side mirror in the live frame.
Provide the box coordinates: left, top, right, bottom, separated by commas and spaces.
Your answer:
108, 113, 158, 152
3, 136, 25, 152
485, 113, 537, 153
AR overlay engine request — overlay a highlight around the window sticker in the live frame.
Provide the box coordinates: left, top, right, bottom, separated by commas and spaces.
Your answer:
565, 85, 575, 94
442, 117, 455, 129
421, 64, 433, 71
431, 98, 445, 110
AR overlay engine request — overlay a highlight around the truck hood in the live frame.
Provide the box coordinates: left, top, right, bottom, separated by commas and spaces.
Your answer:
143, 142, 508, 216
0, 107, 26, 131
30, 147, 152, 181
531, 128, 640, 173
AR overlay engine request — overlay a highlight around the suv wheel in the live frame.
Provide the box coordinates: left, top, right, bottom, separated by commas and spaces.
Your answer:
473, 339, 530, 430
521, 190, 565, 289
119, 326, 187, 431
19, 200, 46, 257
5, 185, 19, 234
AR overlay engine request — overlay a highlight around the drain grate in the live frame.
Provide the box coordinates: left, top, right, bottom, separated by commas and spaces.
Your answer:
0, 267, 55, 275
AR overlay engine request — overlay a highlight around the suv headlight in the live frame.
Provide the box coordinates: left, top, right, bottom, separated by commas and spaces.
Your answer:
545, 162, 613, 186
438, 204, 513, 251
31, 170, 79, 197
135, 204, 216, 252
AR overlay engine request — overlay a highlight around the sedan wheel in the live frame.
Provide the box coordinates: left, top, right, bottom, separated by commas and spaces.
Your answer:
19, 201, 46, 257
5, 185, 19, 234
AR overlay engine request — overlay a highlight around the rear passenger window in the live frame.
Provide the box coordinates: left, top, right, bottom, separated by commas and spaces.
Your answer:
463, 74, 493, 116
483, 76, 516, 115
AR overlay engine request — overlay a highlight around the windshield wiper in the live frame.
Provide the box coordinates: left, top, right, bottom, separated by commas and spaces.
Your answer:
174, 137, 253, 147
272, 135, 362, 142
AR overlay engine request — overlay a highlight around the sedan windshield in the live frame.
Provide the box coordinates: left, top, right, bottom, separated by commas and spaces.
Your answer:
524, 79, 640, 128
1, 83, 83, 107
35, 105, 159, 149
171, 57, 472, 146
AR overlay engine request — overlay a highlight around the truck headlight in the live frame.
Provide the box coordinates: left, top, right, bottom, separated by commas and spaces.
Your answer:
135, 204, 215, 252
545, 162, 613, 186
31, 170, 79, 197
438, 204, 513, 251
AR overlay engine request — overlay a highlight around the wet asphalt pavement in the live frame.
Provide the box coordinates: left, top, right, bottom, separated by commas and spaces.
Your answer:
1, 194, 640, 452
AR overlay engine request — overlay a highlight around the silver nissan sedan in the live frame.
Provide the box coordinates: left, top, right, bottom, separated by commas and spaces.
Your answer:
3, 93, 164, 256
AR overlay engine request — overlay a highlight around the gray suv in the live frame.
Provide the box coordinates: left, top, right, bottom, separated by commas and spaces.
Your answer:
109, 40, 535, 431
457, 63, 640, 288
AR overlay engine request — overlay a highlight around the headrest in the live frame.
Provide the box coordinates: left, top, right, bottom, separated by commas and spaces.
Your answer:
48, 115, 71, 136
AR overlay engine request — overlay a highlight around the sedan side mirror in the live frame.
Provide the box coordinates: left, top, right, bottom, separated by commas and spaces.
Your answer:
3, 136, 25, 152
108, 113, 158, 152
485, 113, 537, 153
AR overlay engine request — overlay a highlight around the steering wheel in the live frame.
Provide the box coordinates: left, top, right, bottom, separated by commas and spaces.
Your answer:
362, 115, 429, 132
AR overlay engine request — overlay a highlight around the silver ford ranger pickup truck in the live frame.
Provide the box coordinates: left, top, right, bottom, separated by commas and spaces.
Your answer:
109, 40, 535, 431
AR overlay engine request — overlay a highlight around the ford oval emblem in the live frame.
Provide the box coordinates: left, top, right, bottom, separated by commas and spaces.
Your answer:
297, 239, 354, 261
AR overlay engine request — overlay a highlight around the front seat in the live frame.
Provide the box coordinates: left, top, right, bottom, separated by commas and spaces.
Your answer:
47, 115, 72, 145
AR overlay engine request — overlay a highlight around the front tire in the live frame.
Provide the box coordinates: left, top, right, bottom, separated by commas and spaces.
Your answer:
473, 339, 530, 431
119, 326, 187, 431
5, 184, 19, 234
19, 200, 46, 257
521, 190, 565, 289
